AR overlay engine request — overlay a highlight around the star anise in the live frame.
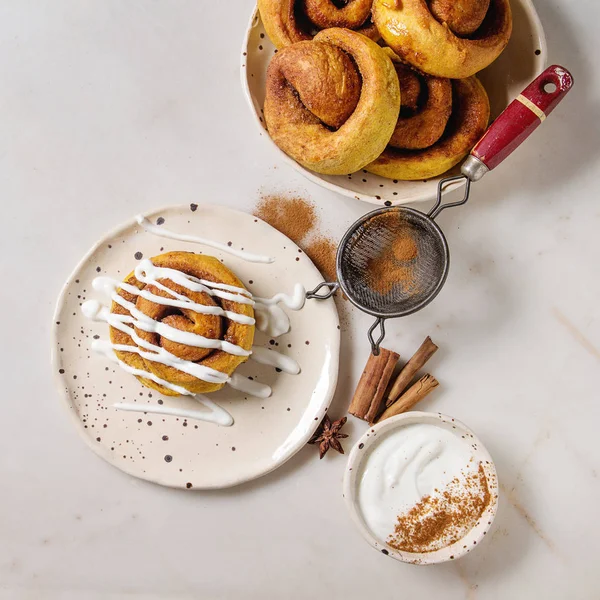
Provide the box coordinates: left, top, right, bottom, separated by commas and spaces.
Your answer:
308, 415, 349, 459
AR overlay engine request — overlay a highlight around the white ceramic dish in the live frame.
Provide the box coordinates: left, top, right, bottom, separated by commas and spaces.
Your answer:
51, 204, 340, 489
241, 0, 547, 205
342, 412, 499, 564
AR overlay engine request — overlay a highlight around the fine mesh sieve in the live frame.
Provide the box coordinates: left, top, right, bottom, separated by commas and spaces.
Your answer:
306, 177, 471, 354
336, 207, 449, 319
306, 66, 573, 354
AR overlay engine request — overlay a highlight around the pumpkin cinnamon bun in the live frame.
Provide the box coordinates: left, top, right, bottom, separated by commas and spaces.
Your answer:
367, 51, 490, 181
258, 0, 379, 48
264, 28, 400, 175
372, 0, 512, 79
107, 252, 255, 397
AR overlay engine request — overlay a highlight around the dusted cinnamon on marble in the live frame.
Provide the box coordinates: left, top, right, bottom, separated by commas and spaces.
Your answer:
349, 347, 400, 422
386, 336, 438, 406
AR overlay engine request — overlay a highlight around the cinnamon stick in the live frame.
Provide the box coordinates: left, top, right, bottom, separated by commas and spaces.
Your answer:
349, 348, 400, 422
377, 374, 439, 422
386, 337, 438, 406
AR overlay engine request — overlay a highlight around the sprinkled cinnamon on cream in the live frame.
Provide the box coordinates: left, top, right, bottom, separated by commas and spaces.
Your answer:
358, 422, 494, 554
388, 463, 491, 553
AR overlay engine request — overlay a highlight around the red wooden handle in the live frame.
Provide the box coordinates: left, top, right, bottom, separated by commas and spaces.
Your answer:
471, 65, 574, 171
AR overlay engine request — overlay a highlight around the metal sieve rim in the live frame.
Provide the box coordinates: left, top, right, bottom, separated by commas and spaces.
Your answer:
335, 206, 451, 319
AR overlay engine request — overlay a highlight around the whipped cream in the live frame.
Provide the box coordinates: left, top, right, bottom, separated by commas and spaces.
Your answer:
358, 423, 486, 550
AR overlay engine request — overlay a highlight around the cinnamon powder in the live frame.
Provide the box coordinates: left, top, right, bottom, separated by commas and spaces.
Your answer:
254, 195, 317, 246
254, 195, 338, 282
305, 235, 337, 283
366, 221, 419, 296
393, 235, 418, 262
388, 463, 492, 554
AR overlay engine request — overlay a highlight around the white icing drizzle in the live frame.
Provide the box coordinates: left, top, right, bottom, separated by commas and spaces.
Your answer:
255, 284, 306, 310
135, 215, 275, 264
92, 338, 228, 385
92, 333, 195, 395
135, 259, 254, 305
85, 302, 242, 383
250, 347, 301, 375
113, 399, 233, 427
254, 304, 290, 338
85, 302, 276, 400
229, 373, 272, 399
254, 284, 307, 338
93, 275, 255, 327
92, 279, 252, 356
84, 301, 227, 383
81, 235, 306, 412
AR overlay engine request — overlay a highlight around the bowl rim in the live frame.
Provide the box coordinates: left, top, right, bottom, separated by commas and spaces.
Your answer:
342, 411, 499, 565
240, 0, 548, 206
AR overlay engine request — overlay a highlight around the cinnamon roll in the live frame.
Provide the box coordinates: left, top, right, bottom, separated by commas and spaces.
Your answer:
108, 252, 255, 396
372, 0, 512, 78
367, 50, 490, 181
258, 0, 379, 48
264, 28, 400, 175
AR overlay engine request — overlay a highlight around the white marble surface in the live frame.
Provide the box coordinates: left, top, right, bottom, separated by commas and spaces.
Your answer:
1, 1, 599, 598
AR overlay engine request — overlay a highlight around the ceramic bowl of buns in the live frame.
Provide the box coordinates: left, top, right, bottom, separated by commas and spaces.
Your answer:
241, 0, 546, 205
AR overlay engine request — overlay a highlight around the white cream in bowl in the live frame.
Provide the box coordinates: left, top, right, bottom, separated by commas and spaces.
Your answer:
343, 412, 498, 564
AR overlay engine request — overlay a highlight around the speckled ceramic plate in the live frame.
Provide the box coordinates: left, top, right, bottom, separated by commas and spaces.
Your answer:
51, 204, 340, 489
241, 0, 547, 205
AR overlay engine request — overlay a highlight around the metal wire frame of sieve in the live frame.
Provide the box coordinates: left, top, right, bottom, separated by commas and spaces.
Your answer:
305, 176, 470, 354
336, 207, 449, 319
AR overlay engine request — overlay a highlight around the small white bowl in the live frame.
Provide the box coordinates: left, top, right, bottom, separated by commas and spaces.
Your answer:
342, 411, 499, 564
240, 1, 547, 206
